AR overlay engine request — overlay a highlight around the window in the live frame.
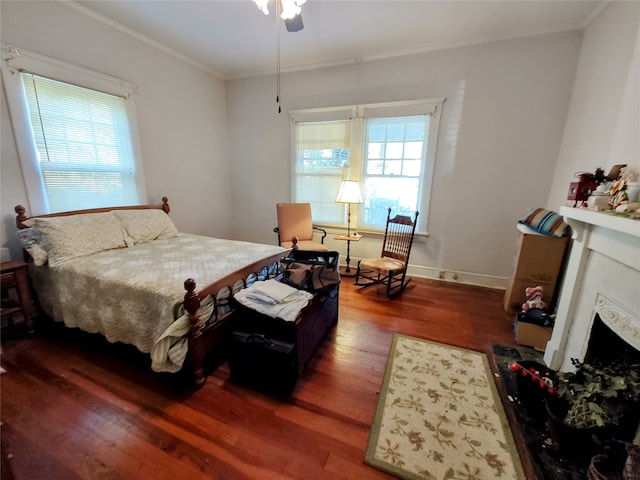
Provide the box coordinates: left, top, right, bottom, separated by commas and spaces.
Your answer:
290, 99, 443, 233
294, 120, 351, 224
2, 44, 145, 214
21, 74, 140, 213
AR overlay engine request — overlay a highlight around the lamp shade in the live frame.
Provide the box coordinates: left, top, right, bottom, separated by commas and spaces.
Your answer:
335, 180, 363, 204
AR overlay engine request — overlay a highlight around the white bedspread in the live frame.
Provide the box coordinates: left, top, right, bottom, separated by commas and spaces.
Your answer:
29, 234, 286, 372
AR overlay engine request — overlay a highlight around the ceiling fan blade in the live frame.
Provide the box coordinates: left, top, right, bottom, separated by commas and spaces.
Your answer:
285, 13, 304, 32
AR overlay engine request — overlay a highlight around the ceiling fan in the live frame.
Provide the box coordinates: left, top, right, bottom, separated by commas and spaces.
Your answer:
253, 0, 306, 32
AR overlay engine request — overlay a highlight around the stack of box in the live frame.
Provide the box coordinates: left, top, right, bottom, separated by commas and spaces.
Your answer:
504, 226, 568, 350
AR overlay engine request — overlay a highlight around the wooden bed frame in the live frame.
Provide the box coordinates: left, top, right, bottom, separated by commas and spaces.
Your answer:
15, 198, 288, 388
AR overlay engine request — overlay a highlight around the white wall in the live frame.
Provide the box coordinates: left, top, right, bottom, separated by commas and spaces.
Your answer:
1, 1, 231, 260
6, 1, 628, 290
227, 32, 582, 287
547, 1, 640, 210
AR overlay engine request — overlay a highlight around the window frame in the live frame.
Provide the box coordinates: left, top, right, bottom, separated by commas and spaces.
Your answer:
289, 98, 443, 235
1, 43, 146, 214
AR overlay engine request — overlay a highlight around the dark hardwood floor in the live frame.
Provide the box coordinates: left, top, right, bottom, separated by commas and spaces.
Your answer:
1, 277, 520, 480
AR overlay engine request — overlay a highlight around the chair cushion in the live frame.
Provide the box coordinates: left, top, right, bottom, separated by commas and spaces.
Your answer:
359, 257, 406, 274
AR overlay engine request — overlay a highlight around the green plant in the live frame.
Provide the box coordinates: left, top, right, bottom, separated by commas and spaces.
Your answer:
557, 357, 640, 429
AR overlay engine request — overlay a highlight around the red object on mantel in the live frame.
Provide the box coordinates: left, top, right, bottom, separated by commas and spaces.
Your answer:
567, 181, 597, 206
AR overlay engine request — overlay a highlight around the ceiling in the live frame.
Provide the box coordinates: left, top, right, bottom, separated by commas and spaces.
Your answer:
71, 0, 605, 79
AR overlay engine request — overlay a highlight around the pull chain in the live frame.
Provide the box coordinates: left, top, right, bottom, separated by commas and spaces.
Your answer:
276, 0, 281, 113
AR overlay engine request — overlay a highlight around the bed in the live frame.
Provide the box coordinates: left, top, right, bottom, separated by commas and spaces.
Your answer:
14, 198, 289, 387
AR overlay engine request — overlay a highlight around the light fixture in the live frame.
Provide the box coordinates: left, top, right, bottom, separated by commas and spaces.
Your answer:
253, 0, 306, 19
252, 0, 307, 112
335, 180, 363, 237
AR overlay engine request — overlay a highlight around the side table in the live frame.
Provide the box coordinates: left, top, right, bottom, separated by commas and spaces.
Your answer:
1, 261, 37, 334
334, 234, 363, 277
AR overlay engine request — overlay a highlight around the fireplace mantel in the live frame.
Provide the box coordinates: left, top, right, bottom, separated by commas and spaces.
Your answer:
543, 206, 640, 371
560, 207, 640, 238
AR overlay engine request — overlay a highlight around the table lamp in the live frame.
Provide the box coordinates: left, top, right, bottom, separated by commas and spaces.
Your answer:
335, 180, 363, 237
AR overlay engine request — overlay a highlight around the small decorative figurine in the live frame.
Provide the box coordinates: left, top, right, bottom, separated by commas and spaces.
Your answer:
521, 285, 546, 312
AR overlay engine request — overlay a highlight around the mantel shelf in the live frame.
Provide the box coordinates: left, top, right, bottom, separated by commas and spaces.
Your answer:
559, 206, 640, 239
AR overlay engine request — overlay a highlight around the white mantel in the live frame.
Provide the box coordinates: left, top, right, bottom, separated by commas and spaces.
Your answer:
544, 206, 640, 371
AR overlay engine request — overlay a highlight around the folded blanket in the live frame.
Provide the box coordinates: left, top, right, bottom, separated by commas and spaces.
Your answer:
246, 279, 301, 304
245, 290, 278, 305
234, 285, 313, 322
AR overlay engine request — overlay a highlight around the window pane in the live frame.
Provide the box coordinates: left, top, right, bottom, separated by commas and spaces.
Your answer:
366, 160, 384, 175
383, 160, 402, 176
403, 160, 422, 176
385, 142, 403, 159
368, 142, 383, 159
404, 141, 423, 159
362, 177, 419, 225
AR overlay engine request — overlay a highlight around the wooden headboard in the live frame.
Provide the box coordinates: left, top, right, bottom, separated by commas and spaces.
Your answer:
15, 197, 171, 229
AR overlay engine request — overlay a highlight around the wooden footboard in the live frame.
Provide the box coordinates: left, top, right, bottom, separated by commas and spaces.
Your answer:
182, 250, 288, 387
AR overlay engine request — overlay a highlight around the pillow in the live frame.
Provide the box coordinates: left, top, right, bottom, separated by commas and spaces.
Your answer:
24, 212, 128, 267
113, 209, 179, 246
16, 228, 48, 266
518, 208, 569, 237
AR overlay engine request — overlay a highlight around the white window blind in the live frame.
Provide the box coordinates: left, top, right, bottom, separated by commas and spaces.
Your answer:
294, 120, 351, 223
21, 73, 140, 213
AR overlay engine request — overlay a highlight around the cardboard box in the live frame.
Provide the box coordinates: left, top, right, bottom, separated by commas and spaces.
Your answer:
515, 319, 552, 351
503, 229, 568, 314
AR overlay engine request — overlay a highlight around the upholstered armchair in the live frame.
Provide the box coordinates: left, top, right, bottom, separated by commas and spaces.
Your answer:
274, 203, 327, 251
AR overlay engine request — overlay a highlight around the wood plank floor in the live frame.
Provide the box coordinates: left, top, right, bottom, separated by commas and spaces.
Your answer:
1, 277, 520, 480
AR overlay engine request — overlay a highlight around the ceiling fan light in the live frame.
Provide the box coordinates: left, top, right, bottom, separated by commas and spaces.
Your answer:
280, 0, 301, 20
253, 0, 270, 15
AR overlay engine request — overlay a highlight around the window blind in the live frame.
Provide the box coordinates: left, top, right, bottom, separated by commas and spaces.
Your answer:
294, 120, 351, 223
21, 73, 140, 213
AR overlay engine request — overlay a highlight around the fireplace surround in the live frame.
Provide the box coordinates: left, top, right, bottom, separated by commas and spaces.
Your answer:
543, 206, 640, 372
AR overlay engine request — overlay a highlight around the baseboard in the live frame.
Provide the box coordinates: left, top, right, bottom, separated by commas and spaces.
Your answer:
408, 265, 507, 290
341, 259, 508, 291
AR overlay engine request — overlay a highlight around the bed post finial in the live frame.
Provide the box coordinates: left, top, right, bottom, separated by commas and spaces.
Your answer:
161, 197, 170, 214
15, 205, 27, 229
183, 278, 200, 322
184, 278, 206, 388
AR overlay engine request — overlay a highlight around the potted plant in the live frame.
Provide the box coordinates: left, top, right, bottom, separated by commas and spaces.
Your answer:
546, 357, 640, 455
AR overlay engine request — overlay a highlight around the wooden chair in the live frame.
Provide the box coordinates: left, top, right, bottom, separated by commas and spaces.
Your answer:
274, 203, 327, 251
355, 208, 419, 297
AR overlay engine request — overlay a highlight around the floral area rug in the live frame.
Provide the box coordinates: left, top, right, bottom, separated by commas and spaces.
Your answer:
365, 334, 525, 480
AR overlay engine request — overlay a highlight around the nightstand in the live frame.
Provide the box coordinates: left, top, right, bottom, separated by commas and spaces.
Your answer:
1, 261, 37, 334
